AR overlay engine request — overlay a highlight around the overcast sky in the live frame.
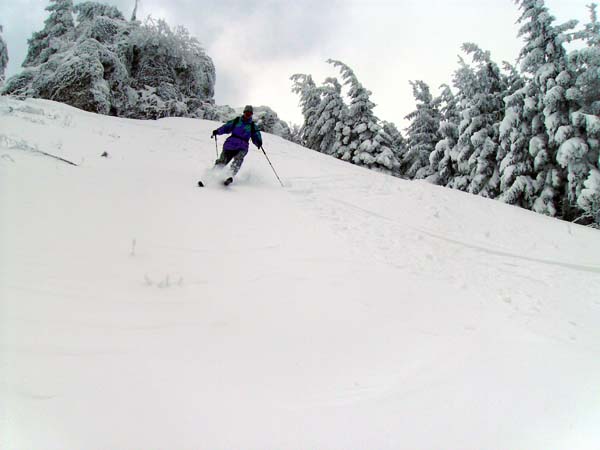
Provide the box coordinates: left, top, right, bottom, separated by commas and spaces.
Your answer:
0, 0, 593, 127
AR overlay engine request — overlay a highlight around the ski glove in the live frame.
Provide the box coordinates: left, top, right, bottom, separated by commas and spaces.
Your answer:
211, 130, 218, 138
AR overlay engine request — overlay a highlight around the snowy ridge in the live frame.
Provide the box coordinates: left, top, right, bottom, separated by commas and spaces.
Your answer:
1, 97, 600, 449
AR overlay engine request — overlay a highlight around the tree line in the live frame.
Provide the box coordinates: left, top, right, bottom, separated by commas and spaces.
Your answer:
291, 0, 600, 227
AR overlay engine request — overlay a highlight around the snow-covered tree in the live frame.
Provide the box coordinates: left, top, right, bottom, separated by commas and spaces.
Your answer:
437, 83, 460, 125
289, 123, 302, 145
24, 0, 75, 67
403, 80, 441, 179
494, 60, 533, 207
498, 84, 537, 208
126, 17, 215, 118
0, 25, 8, 87
568, 4, 600, 115
3, 4, 216, 120
291, 73, 323, 149
495, 0, 577, 215
131, 0, 139, 22
512, 0, 577, 217
311, 77, 346, 155
253, 105, 292, 140
75, 2, 124, 21
428, 85, 460, 185
577, 168, 600, 225
328, 59, 399, 172
456, 44, 506, 197
559, 4, 600, 225
382, 120, 407, 160
440, 57, 477, 191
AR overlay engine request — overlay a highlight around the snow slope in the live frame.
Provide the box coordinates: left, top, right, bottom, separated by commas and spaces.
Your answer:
1, 97, 600, 450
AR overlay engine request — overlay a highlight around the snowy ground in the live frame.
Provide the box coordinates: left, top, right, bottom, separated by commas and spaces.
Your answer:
1, 97, 600, 450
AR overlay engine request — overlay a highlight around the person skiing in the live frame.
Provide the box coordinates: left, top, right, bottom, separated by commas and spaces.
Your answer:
209, 105, 262, 186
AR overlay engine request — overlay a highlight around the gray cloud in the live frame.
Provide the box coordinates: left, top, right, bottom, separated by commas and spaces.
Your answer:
136, 0, 345, 59
131, 0, 347, 120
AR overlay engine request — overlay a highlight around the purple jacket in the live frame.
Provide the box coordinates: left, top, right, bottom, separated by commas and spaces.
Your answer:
215, 116, 262, 151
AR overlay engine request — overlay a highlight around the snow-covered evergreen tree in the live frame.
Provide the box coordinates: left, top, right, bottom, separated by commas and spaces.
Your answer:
328, 59, 399, 173
495, 61, 525, 164
555, 113, 599, 220
75, 2, 124, 21
498, 83, 537, 208
577, 168, 600, 226
560, 4, 600, 225
24, 0, 75, 67
291, 73, 323, 149
3, 4, 216, 120
311, 77, 346, 155
403, 80, 441, 179
131, 0, 139, 22
568, 4, 600, 115
458, 44, 506, 197
429, 85, 459, 185
0, 25, 8, 87
512, 0, 577, 217
126, 17, 215, 118
447, 55, 479, 190
382, 120, 407, 162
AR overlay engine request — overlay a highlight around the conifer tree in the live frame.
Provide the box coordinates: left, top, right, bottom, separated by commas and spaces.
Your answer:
403, 80, 441, 179
447, 56, 478, 190
558, 4, 600, 224
498, 84, 537, 208
577, 167, 600, 226
495, 62, 525, 165
312, 77, 346, 155
461, 44, 507, 197
512, 0, 577, 217
3, 3, 216, 120
0, 25, 8, 87
24, 0, 75, 67
291, 74, 323, 150
131, 0, 139, 22
429, 84, 459, 185
328, 59, 399, 172
382, 120, 407, 163
568, 3, 600, 115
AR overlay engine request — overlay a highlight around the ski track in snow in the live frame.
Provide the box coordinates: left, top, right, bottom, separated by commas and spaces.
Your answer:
1, 98, 600, 449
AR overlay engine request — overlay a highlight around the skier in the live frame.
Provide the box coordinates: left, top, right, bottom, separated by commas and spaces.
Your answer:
209, 105, 262, 186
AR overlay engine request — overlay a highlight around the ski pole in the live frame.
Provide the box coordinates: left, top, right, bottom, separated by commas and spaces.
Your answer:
214, 135, 219, 157
260, 146, 284, 187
